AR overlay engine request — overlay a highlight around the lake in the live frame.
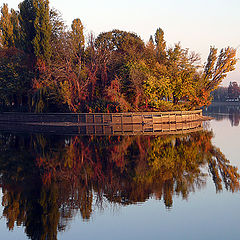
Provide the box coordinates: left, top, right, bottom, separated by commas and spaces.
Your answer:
0, 107, 239, 240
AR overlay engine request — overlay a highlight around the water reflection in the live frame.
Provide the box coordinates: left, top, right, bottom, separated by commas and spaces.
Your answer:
204, 104, 240, 126
0, 131, 239, 239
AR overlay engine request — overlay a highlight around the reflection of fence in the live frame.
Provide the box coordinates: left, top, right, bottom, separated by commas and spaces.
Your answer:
0, 110, 202, 125
80, 121, 203, 135
0, 121, 203, 136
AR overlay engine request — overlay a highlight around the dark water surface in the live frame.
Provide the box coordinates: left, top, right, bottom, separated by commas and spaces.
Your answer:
0, 109, 239, 240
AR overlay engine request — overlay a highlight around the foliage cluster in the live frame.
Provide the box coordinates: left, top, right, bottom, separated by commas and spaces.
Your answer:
0, 1, 237, 112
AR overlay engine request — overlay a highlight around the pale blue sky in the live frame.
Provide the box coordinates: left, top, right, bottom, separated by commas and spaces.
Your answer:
4, 0, 240, 85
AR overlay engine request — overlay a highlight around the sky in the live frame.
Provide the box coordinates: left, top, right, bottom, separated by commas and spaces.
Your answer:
4, 0, 240, 86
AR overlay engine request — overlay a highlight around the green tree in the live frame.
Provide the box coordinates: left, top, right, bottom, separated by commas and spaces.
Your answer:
32, 0, 52, 62
70, 18, 84, 58
0, 48, 33, 109
155, 27, 166, 64
10, 9, 21, 49
18, 0, 36, 54
0, 4, 15, 48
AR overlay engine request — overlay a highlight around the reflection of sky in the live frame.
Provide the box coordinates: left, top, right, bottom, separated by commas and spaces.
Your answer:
5, 0, 240, 85
59, 186, 240, 240
210, 119, 240, 168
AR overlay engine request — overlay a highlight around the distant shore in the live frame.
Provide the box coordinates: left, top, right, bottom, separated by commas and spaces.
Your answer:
209, 102, 240, 107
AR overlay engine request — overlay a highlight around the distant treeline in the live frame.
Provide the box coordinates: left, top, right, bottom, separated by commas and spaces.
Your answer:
0, 0, 237, 113
212, 82, 240, 102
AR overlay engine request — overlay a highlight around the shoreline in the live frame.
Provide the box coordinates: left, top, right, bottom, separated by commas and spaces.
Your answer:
209, 102, 240, 107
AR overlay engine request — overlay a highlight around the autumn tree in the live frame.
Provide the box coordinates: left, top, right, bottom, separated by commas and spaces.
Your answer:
140, 29, 237, 110
94, 30, 146, 111
31, 16, 89, 113
190, 46, 237, 107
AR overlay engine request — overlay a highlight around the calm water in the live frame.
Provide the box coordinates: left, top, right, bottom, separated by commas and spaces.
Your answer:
0, 108, 240, 240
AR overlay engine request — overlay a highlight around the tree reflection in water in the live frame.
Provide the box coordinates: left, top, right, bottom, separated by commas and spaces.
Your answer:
0, 131, 239, 239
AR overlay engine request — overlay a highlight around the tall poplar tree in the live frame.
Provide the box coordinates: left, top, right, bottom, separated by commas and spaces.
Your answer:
18, 0, 36, 54
155, 28, 166, 64
10, 9, 21, 49
70, 18, 84, 57
32, 0, 52, 62
0, 4, 15, 48
19, 0, 51, 62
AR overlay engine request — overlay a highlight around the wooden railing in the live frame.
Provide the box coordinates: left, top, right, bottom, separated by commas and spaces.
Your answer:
0, 110, 203, 125
84, 110, 202, 125
0, 110, 204, 135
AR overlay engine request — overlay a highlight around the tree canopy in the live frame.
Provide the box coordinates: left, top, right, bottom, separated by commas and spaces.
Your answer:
0, 1, 237, 112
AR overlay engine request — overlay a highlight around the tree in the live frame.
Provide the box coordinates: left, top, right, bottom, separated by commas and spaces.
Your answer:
155, 27, 166, 64
192, 46, 237, 107
0, 48, 33, 109
94, 30, 145, 110
212, 86, 228, 102
0, 4, 15, 48
10, 9, 21, 49
228, 82, 239, 99
70, 18, 84, 58
203, 47, 237, 92
18, 0, 36, 54
32, 0, 52, 62
142, 29, 237, 110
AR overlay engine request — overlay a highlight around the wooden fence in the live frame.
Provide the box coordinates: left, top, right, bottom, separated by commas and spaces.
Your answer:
0, 110, 202, 125
84, 110, 202, 125
0, 110, 204, 135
